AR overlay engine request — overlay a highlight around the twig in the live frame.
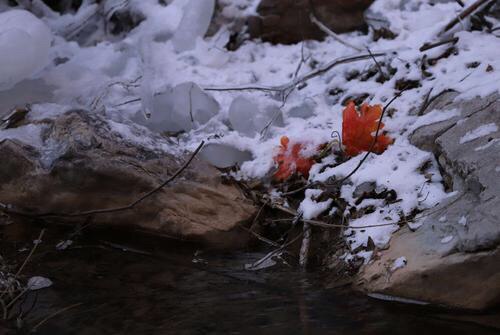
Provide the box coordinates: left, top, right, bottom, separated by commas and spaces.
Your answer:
15, 229, 45, 278
299, 222, 311, 268
203, 53, 386, 100
455, 0, 465, 7
0, 229, 46, 303
293, 42, 310, 79
3, 142, 205, 219
1, 297, 6, 320
307, 0, 363, 52
419, 37, 459, 52
30, 303, 83, 332
367, 47, 388, 81
238, 202, 282, 248
266, 201, 397, 230
441, 0, 494, 34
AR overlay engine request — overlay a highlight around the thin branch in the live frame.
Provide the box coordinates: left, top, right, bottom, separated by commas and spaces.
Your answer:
31, 303, 83, 332
419, 37, 459, 52
440, 0, 494, 34
367, 47, 388, 81
309, 13, 363, 52
15, 229, 45, 278
266, 201, 397, 230
203, 53, 385, 98
3, 142, 205, 219
299, 222, 311, 268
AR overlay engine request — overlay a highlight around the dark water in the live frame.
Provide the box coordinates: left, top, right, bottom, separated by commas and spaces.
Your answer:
1, 223, 499, 335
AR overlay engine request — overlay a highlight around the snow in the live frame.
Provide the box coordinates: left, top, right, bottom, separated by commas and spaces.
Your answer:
458, 216, 467, 226
391, 256, 407, 271
298, 189, 333, 220
441, 235, 454, 244
460, 123, 498, 144
0, 0, 498, 262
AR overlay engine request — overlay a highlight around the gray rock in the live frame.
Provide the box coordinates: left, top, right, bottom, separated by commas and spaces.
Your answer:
358, 93, 500, 310
0, 110, 256, 248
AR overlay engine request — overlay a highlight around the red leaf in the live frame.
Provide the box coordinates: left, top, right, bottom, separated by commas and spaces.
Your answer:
342, 101, 393, 157
273, 136, 315, 181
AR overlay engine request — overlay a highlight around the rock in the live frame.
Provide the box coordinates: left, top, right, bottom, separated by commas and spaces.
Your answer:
248, 0, 374, 44
0, 110, 256, 248
358, 93, 500, 310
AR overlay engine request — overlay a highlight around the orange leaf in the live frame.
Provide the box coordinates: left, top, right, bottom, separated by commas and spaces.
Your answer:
342, 101, 393, 157
273, 136, 315, 181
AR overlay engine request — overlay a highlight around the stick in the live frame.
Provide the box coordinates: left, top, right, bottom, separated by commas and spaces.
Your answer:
419, 37, 459, 52
4, 142, 205, 219
266, 201, 397, 230
299, 222, 311, 268
309, 13, 363, 52
30, 303, 83, 332
203, 53, 385, 99
441, 0, 493, 34
15, 229, 45, 277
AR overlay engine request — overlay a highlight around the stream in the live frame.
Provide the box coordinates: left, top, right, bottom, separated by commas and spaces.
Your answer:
1, 222, 499, 334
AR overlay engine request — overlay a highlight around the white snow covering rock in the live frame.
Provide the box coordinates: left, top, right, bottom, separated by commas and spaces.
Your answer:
0, 10, 52, 90
459, 123, 498, 144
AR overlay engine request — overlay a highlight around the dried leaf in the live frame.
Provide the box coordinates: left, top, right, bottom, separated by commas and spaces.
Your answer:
342, 101, 393, 157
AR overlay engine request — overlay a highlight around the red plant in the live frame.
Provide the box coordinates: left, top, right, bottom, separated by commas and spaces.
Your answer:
342, 101, 393, 157
273, 136, 315, 181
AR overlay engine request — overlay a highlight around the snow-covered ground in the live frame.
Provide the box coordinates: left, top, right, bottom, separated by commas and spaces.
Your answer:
0, 0, 499, 260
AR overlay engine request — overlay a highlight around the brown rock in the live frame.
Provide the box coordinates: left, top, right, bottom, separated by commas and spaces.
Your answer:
0, 110, 256, 248
248, 0, 374, 44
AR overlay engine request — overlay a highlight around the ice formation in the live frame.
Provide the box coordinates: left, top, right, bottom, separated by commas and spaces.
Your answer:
139, 82, 219, 133
199, 143, 253, 168
172, 0, 215, 52
228, 96, 284, 137
0, 10, 52, 90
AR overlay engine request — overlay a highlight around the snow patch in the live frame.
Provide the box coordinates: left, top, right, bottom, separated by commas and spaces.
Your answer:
460, 123, 498, 144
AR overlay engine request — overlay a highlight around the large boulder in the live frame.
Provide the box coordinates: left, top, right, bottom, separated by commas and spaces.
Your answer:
248, 0, 374, 44
0, 110, 256, 248
357, 93, 500, 310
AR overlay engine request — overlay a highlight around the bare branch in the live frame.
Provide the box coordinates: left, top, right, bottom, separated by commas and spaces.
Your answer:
440, 0, 494, 35
309, 13, 364, 52
3, 142, 205, 219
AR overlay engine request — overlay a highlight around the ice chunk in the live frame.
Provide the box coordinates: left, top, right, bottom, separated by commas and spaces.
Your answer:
0, 79, 55, 118
139, 82, 219, 133
228, 96, 284, 137
0, 10, 52, 90
27, 276, 53, 290
288, 100, 316, 119
199, 143, 252, 168
228, 96, 260, 137
172, 0, 215, 52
